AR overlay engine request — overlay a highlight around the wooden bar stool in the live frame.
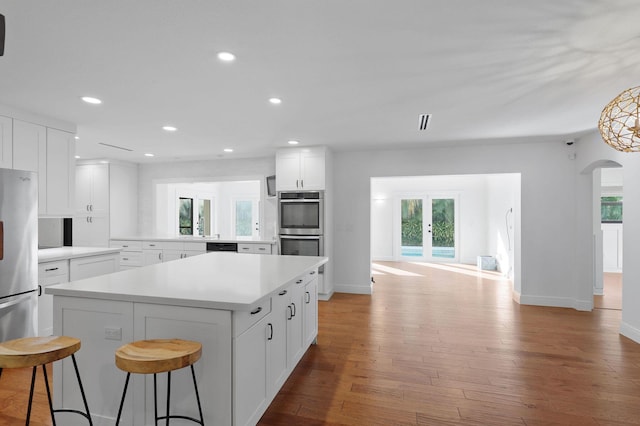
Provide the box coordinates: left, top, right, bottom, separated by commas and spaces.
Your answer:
115, 338, 204, 426
0, 336, 93, 425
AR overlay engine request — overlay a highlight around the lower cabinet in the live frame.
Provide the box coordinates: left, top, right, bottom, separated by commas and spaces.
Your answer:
233, 269, 319, 426
110, 239, 207, 268
69, 253, 119, 281
38, 260, 69, 336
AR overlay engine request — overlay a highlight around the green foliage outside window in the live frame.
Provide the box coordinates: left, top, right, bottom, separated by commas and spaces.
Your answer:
401, 199, 423, 246
179, 197, 193, 235
432, 199, 455, 247
601, 196, 622, 223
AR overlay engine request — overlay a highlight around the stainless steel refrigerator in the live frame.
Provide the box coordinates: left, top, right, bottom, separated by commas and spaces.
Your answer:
0, 168, 37, 342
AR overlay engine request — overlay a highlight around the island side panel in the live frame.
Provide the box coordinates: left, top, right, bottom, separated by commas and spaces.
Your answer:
53, 296, 233, 426
133, 303, 232, 426
53, 296, 135, 425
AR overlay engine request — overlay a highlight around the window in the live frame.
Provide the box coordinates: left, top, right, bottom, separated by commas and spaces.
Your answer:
235, 200, 253, 237
601, 196, 623, 223
178, 197, 193, 235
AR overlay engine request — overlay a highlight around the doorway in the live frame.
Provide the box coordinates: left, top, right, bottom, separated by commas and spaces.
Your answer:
398, 195, 458, 261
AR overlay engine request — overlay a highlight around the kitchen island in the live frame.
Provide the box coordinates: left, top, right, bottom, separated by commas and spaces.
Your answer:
48, 252, 327, 426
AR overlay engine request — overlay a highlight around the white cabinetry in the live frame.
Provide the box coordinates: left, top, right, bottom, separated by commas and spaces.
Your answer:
275, 147, 326, 191
110, 239, 207, 267
13, 123, 75, 217
44, 128, 75, 217
237, 243, 273, 254
74, 164, 109, 246
0, 112, 76, 217
0, 115, 12, 168
12, 120, 47, 212
38, 260, 69, 336
303, 275, 318, 347
69, 253, 119, 281
602, 224, 623, 273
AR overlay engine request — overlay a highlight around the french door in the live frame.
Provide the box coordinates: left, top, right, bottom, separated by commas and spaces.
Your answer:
397, 194, 458, 261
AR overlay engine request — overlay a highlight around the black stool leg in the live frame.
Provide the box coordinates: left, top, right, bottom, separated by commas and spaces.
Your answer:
115, 373, 131, 426
42, 364, 57, 426
165, 371, 171, 426
154, 373, 158, 426
71, 354, 93, 425
25, 366, 37, 426
190, 365, 204, 425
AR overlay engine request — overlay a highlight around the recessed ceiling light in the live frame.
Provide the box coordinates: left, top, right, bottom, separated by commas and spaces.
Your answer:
144, 153, 154, 157
269, 98, 282, 105
74, 155, 80, 159
288, 140, 299, 145
100, 160, 109, 164
162, 126, 177, 132
217, 52, 236, 62
81, 96, 102, 104
223, 148, 234, 153
74, 136, 79, 140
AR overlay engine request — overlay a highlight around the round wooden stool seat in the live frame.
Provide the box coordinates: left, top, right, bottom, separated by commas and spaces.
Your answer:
115, 339, 202, 375
0, 336, 81, 369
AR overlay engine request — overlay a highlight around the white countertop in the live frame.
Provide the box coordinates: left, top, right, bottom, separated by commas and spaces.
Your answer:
47, 252, 327, 311
38, 247, 122, 263
111, 236, 278, 245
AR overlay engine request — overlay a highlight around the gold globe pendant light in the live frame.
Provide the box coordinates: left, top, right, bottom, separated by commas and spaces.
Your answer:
599, 86, 640, 152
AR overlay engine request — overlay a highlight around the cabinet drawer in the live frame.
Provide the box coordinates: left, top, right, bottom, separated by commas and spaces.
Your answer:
110, 240, 143, 250
183, 242, 206, 252
38, 260, 69, 278
233, 298, 271, 337
142, 241, 164, 250
237, 243, 254, 254
253, 244, 272, 254
292, 269, 318, 287
119, 252, 143, 266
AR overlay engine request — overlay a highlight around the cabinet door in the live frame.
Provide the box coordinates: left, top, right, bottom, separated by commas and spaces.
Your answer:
287, 282, 305, 368
46, 128, 75, 216
0, 115, 12, 169
142, 249, 163, 265
13, 120, 47, 214
275, 150, 301, 191
300, 149, 325, 190
303, 278, 318, 347
75, 165, 94, 214
267, 287, 290, 400
90, 164, 109, 214
72, 215, 109, 247
163, 250, 183, 263
38, 275, 66, 336
234, 316, 269, 426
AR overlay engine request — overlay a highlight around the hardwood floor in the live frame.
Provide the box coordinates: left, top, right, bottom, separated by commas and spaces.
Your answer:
2, 263, 639, 425
260, 262, 640, 425
595, 272, 622, 310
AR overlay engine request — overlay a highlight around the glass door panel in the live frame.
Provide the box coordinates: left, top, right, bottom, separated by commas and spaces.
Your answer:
430, 198, 455, 259
401, 199, 423, 257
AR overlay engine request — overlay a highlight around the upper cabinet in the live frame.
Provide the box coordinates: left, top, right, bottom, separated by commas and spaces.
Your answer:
75, 164, 109, 215
6, 113, 76, 217
0, 116, 13, 168
275, 147, 326, 191
43, 128, 76, 217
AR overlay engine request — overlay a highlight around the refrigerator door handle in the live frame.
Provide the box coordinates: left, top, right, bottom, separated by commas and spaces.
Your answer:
0, 291, 35, 310
0, 220, 3, 260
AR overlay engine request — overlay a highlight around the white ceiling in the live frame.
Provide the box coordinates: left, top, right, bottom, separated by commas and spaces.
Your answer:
1, 0, 639, 163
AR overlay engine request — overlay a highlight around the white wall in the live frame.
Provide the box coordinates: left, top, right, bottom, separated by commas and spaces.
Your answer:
575, 130, 640, 343
333, 140, 574, 309
485, 174, 519, 278
137, 157, 276, 238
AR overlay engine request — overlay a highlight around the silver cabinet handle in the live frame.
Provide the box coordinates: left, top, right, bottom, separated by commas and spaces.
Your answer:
158, 252, 162, 260
87, 204, 90, 211
45, 267, 59, 272
90, 204, 93, 211
301, 179, 304, 188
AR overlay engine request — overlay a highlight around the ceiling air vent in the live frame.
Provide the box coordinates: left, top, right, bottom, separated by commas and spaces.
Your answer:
418, 114, 431, 131
98, 142, 133, 151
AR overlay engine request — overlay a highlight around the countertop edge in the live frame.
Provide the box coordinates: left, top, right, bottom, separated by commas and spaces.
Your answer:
38, 247, 122, 263
111, 236, 278, 244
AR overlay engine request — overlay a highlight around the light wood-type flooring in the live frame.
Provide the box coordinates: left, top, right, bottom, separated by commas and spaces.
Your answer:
1, 264, 637, 425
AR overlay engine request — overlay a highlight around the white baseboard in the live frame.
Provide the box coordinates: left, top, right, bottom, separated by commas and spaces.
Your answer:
519, 295, 592, 311
334, 283, 373, 295
593, 289, 604, 296
318, 290, 334, 301
620, 321, 640, 344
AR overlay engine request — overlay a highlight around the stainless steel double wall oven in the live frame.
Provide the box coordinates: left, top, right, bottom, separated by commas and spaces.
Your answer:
278, 191, 324, 257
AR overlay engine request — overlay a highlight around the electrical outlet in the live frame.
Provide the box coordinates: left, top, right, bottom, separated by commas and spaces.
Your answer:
104, 327, 122, 341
